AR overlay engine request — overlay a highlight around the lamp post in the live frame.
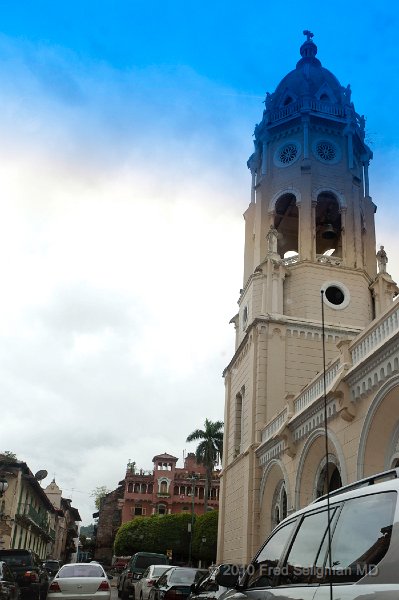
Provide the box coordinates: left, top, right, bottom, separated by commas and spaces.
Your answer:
200, 537, 206, 568
187, 473, 197, 567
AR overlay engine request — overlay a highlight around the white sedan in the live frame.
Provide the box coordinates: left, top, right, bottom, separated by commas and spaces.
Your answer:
47, 563, 112, 600
135, 565, 173, 600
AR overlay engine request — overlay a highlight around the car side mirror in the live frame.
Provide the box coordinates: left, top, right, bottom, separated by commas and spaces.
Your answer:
215, 572, 239, 589
190, 583, 197, 593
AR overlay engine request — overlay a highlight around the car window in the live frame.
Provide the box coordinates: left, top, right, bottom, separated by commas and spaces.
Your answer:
2, 564, 14, 582
157, 572, 168, 587
169, 569, 198, 584
142, 568, 150, 578
0, 553, 32, 567
58, 565, 105, 578
246, 519, 297, 588
152, 566, 170, 577
321, 491, 396, 584
279, 507, 337, 586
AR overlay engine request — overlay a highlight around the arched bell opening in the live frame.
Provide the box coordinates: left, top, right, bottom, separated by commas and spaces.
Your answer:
315, 192, 342, 257
274, 193, 299, 257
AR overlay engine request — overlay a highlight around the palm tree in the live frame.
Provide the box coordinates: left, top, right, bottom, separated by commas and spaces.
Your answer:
186, 418, 224, 512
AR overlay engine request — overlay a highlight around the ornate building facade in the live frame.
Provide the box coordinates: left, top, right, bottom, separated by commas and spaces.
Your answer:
121, 452, 219, 522
217, 32, 399, 563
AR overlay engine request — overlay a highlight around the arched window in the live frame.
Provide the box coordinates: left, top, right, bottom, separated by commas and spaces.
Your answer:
157, 504, 167, 515
141, 484, 147, 494
160, 481, 168, 494
173, 486, 179, 496
316, 462, 342, 497
272, 481, 288, 528
134, 483, 140, 493
274, 193, 298, 257
148, 484, 153, 494
198, 487, 204, 499
127, 483, 133, 493
315, 192, 342, 257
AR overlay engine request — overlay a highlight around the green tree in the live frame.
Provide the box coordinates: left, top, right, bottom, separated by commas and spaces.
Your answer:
186, 419, 223, 511
114, 513, 192, 562
192, 510, 218, 564
91, 486, 111, 510
0, 451, 17, 462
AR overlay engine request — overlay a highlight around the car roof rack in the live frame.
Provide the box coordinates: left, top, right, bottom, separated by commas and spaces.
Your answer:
314, 467, 399, 504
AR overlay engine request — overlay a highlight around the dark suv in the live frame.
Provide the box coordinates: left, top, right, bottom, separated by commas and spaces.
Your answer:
118, 552, 169, 600
0, 550, 49, 600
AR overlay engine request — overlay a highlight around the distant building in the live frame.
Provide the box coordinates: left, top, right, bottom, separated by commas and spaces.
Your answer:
0, 456, 56, 558
93, 482, 125, 564
121, 452, 219, 522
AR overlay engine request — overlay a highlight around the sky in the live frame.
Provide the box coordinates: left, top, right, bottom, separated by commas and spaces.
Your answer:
1, 1, 399, 524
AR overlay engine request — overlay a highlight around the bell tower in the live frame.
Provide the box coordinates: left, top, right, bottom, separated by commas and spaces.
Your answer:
240, 30, 376, 340
218, 32, 398, 564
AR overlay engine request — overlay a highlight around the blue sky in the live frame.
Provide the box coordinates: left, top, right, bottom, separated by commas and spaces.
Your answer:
0, 1, 398, 523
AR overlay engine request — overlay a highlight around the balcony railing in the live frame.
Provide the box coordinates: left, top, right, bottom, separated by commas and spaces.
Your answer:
294, 360, 341, 414
350, 304, 399, 366
261, 407, 288, 443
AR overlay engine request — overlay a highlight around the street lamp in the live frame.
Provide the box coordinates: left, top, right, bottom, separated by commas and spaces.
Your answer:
0, 477, 8, 498
187, 473, 197, 567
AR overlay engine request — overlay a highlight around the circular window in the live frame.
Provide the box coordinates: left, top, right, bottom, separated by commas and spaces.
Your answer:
312, 139, 341, 165
316, 141, 336, 161
325, 286, 344, 305
280, 144, 298, 164
274, 141, 301, 168
321, 281, 350, 310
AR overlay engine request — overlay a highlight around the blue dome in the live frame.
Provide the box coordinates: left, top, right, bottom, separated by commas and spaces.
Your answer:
266, 32, 347, 111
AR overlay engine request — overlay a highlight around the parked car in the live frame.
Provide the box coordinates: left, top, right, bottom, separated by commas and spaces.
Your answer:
149, 568, 207, 600
0, 561, 20, 600
0, 550, 49, 600
216, 468, 399, 600
43, 561, 61, 578
118, 553, 169, 600
188, 565, 240, 600
135, 565, 175, 600
47, 562, 113, 600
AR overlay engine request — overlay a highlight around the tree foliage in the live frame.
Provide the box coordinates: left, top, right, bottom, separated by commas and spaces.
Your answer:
192, 510, 218, 562
91, 486, 111, 510
114, 513, 192, 560
186, 419, 223, 510
0, 451, 17, 462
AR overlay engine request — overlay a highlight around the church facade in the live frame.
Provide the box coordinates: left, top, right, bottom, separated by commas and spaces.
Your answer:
217, 32, 399, 563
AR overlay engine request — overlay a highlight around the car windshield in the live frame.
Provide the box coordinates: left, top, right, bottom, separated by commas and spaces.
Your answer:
169, 569, 198, 584
152, 566, 170, 577
58, 565, 104, 578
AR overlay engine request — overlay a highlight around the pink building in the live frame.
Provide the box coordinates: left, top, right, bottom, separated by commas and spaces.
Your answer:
121, 452, 219, 523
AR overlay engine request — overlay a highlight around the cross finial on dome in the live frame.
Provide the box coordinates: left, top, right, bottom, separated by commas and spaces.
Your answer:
303, 30, 314, 42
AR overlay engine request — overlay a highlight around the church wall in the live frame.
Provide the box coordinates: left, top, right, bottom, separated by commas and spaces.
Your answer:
284, 263, 373, 327
219, 455, 248, 563
285, 331, 338, 396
